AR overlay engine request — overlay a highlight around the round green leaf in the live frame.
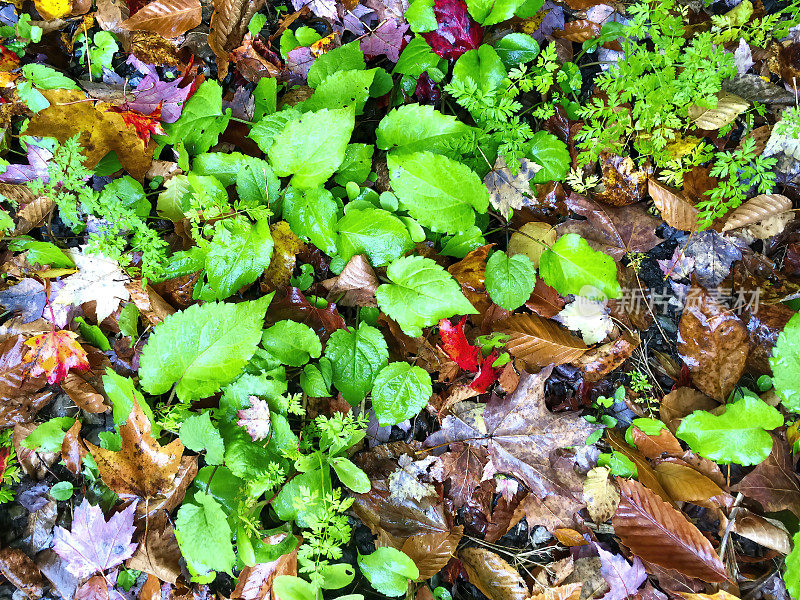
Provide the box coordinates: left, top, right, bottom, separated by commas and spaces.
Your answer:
539, 233, 621, 299
358, 547, 419, 597
372, 362, 433, 426
495, 33, 540, 67
485, 250, 536, 311
770, 312, 800, 412
50, 481, 74, 501
261, 320, 322, 367
324, 322, 389, 404
528, 131, 570, 184
337, 207, 414, 267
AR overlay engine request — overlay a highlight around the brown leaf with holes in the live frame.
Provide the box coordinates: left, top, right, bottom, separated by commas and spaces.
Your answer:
732, 434, 800, 517
321, 254, 378, 307
648, 179, 699, 232
677, 284, 750, 401
208, 0, 266, 80
583, 466, 619, 523
495, 313, 587, 369
612, 478, 727, 583
570, 332, 639, 383
652, 462, 724, 504
120, 0, 201, 37
85, 398, 183, 498
459, 547, 528, 600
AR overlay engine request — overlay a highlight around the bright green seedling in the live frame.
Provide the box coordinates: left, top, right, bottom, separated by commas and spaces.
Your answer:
770, 312, 800, 413
358, 547, 419, 597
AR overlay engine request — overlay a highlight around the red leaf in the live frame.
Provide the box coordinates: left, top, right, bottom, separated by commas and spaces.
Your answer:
470, 350, 502, 393
438, 317, 480, 372
23, 330, 90, 385
422, 0, 483, 59
0, 445, 9, 483
108, 103, 166, 147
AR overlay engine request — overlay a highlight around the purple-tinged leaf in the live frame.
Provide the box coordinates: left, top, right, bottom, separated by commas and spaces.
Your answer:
0, 278, 47, 323
734, 38, 753, 75
0, 145, 51, 184
361, 18, 408, 62
52, 499, 138, 579
286, 46, 315, 79
124, 57, 192, 123
593, 543, 647, 600
237, 397, 272, 441
291, 0, 337, 20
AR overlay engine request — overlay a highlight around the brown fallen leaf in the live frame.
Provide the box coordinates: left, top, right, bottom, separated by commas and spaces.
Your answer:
732, 434, 800, 517
439, 443, 488, 508
722, 194, 793, 233
447, 244, 492, 320
724, 509, 791, 555
582, 466, 619, 523
119, 0, 201, 37
508, 223, 556, 269
594, 153, 648, 206
528, 583, 582, 600
612, 478, 727, 583
688, 92, 749, 131
459, 546, 528, 600
0, 335, 52, 428
231, 533, 299, 600
678, 592, 740, 600
652, 462, 724, 504
265, 286, 345, 343
496, 313, 588, 369
400, 527, 463, 580
127, 524, 182, 583
61, 420, 86, 475
483, 156, 540, 219
677, 284, 750, 401
552, 19, 600, 42
125, 279, 175, 326
208, 0, 266, 80
85, 398, 184, 498
659, 387, 719, 434
629, 426, 683, 459
570, 332, 639, 383
648, 179, 699, 232
525, 278, 565, 319
0, 548, 46, 600
25, 90, 154, 180
606, 430, 672, 504
261, 222, 305, 293
742, 302, 795, 376
321, 254, 378, 307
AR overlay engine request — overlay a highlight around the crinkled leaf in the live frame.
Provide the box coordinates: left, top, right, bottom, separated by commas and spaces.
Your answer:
372, 362, 432, 426
324, 322, 388, 404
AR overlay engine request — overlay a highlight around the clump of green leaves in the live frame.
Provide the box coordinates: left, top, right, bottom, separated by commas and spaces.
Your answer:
0, 429, 20, 503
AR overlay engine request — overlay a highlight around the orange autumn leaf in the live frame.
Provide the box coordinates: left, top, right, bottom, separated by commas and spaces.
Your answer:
108, 103, 166, 147
23, 330, 89, 385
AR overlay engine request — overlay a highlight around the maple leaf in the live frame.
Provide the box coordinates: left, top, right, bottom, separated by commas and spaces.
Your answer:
108, 103, 166, 147
85, 398, 184, 498
0, 278, 47, 324
469, 350, 502, 393
53, 248, 131, 323
426, 366, 598, 500
483, 157, 541, 220
360, 18, 409, 63
125, 57, 193, 123
23, 330, 90, 385
237, 397, 272, 441
592, 543, 647, 600
438, 317, 480, 372
290, 0, 336, 20
52, 499, 138, 579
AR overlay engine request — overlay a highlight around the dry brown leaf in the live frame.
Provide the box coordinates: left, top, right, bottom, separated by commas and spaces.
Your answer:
552, 529, 588, 546
648, 179, 699, 232
570, 332, 639, 383
553, 20, 600, 42
400, 526, 463, 580
688, 92, 749, 130
261, 222, 305, 293
726, 509, 791, 554
127, 525, 181, 583
0, 334, 52, 428
508, 222, 556, 269
652, 462, 724, 504
496, 313, 588, 369
613, 478, 727, 583
677, 284, 750, 401
629, 426, 683, 459
732, 434, 800, 517
208, 0, 266, 80
447, 244, 492, 320
126, 279, 175, 325
582, 466, 619, 523
231, 533, 299, 600
96, 0, 129, 32
60, 420, 86, 475
595, 153, 648, 206
528, 583, 582, 600
0, 548, 46, 600
483, 156, 540, 219
459, 546, 528, 600
321, 254, 378, 307
120, 0, 201, 38
85, 397, 183, 498
678, 592, 740, 600
606, 430, 672, 504
660, 388, 718, 433
721, 193, 794, 238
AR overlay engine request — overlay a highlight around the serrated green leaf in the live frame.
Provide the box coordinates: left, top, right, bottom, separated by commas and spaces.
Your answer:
387, 151, 489, 234
9, 236, 74, 268
139, 296, 273, 402
22, 64, 79, 90
324, 322, 388, 404
539, 233, 621, 299
175, 491, 236, 580
161, 80, 231, 156
372, 362, 432, 426
393, 36, 439, 78
179, 412, 224, 465
261, 320, 322, 367
528, 131, 570, 184
337, 207, 414, 267
283, 186, 339, 255
300, 362, 332, 397
676, 396, 784, 465
273, 467, 332, 526
467, 0, 527, 24
377, 104, 475, 155
405, 0, 437, 31
303, 69, 375, 114
235, 156, 280, 205
770, 312, 800, 412
376, 255, 477, 337
358, 547, 419, 597
268, 108, 355, 189
249, 109, 301, 154
202, 219, 273, 301
485, 250, 536, 310
307, 42, 366, 88
156, 175, 191, 222
334, 143, 374, 186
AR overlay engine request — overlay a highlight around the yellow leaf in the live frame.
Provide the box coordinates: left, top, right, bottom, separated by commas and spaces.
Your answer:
35, 0, 72, 20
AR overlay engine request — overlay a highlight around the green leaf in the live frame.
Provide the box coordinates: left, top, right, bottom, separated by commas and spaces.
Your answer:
253, 77, 277, 121
50, 481, 74, 500
273, 576, 318, 600
75, 316, 111, 351
103, 369, 156, 430
331, 457, 371, 493
249, 109, 301, 154
334, 143, 374, 186
268, 108, 355, 189
201, 219, 273, 301
676, 396, 784, 465
405, 0, 437, 31
514, 0, 544, 17
17, 81, 49, 113
179, 412, 225, 465
393, 36, 439, 78
307, 42, 366, 88
528, 131, 570, 184
118, 302, 139, 341
156, 175, 191, 222
318, 563, 356, 590
161, 80, 232, 156
539, 233, 621, 299
324, 322, 389, 404
283, 186, 339, 255
495, 33, 540, 67
248, 12, 267, 36
21, 64, 79, 89
9, 236, 74, 268
452, 45, 507, 92
273, 467, 332, 526
139, 295, 273, 402
300, 362, 332, 397
467, 0, 526, 24
99, 175, 149, 218
770, 312, 800, 412
261, 320, 322, 367
371, 362, 432, 426
175, 491, 236, 580
236, 157, 280, 205
377, 104, 475, 155
440, 226, 486, 258
786, 531, 800, 600
387, 151, 489, 234
485, 250, 536, 310
376, 255, 477, 337
303, 69, 375, 114
22, 417, 75, 452
358, 547, 419, 597
337, 207, 414, 267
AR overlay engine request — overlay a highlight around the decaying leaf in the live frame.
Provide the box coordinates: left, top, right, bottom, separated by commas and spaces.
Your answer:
126, 524, 182, 584
483, 156, 541, 219
570, 332, 639, 383
496, 313, 588, 369
732, 434, 800, 517
322, 254, 378, 307
23, 330, 90, 385
583, 466, 619, 523
594, 152, 648, 207
459, 546, 528, 600
721, 193, 794, 238
120, 0, 202, 37
208, 0, 266, 79
688, 92, 749, 130
648, 180, 699, 232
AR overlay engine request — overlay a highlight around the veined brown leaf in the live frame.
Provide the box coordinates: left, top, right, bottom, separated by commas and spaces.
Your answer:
528, 583, 582, 600
209, 0, 266, 80
727, 508, 791, 554
496, 313, 587, 369
16, 195, 55, 234
688, 92, 749, 131
721, 193, 793, 232
459, 546, 528, 600
120, 0, 201, 38
612, 478, 727, 583
648, 179, 698, 232
553, 20, 601, 42
652, 462, 724, 504
322, 254, 378, 307
606, 429, 672, 504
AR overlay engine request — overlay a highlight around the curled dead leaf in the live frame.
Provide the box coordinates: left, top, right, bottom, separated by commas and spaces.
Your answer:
582, 466, 619, 523
459, 546, 528, 600
208, 0, 266, 80
648, 179, 699, 232
570, 332, 639, 383
496, 313, 588, 369
688, 92, 749, 131
120, 0, 201, 38
321, 254, 378, 307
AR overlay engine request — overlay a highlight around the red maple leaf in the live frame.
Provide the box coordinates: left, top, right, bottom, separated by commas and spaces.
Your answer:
470, 350, 502, 393
24, 330, 90, 384
422, 0, 483, 59
108, 103, 166, 146
439, 317, 480, 372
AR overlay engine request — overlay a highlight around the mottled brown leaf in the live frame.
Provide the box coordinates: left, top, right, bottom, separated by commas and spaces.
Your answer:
0, 334, 52, 428
266, 286, 344, 343
594, 153, 648, 207
612, 478, 727, 583
439, 443, 487, 508
0, 548, 45, 600
732, 434, 800, 517
447, 244, 492, 319
261, 222, 304, 293
208, 0, 265, 79
528, 583, 582, 600
459, 547, 528, 600
321, 254, 378, 307
648, 179, 699, 232
583, 466, 619, 523
61, 420, 86, 475
553, 20, 600, 42
629, 426, 683, 459
688, 92, 749, 130
496, 313, 588, 369
120, 0, 201, 37
400, 526, 463, 580
231, 533, 299, 600
570, 332, 639, 383
125, 279, 174, 326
